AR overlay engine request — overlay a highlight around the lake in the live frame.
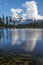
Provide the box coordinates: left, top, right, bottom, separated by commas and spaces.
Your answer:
0, 28, 43, 57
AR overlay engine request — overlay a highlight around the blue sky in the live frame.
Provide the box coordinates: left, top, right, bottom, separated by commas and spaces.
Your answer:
0, 0, 43, 17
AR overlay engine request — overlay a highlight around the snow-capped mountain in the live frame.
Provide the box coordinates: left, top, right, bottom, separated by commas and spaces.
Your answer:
12, 19, 34, 25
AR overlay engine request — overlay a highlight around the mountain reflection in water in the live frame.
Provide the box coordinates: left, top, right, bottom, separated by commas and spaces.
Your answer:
0, 28, 43, 57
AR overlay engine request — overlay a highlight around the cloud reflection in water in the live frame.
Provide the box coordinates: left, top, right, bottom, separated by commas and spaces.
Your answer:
11, 29, 42, 51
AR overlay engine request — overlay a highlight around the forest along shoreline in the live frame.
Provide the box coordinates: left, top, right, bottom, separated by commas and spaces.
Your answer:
0, 15, 43, 28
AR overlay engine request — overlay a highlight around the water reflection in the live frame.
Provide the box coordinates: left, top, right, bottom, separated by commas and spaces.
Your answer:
11, 29, 42, 51
0, 28, 43, 52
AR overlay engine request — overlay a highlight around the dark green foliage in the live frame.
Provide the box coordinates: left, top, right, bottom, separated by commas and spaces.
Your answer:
9, 16, 12, 22
6, 16, 8, 24
0, 15, 43, 28
2, 14, 4, 24
0, 17, 2, 23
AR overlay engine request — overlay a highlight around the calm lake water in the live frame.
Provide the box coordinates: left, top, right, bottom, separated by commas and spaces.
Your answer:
0, 28, 43, 57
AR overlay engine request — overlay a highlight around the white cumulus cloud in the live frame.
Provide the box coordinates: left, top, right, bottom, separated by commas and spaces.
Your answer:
11, 8, 22, 20
23, 1, 43, 20
10, 1, 43, 20
22, 13, 27, 20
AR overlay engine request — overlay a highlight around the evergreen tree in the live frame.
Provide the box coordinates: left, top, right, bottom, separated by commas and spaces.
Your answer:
0, 17, 2, 23
9, 16, 12, 22
2, 14, 4, 24
6, 16, 8, 24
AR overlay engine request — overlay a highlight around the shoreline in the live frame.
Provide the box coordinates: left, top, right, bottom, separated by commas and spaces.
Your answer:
0, 24, 43, 28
